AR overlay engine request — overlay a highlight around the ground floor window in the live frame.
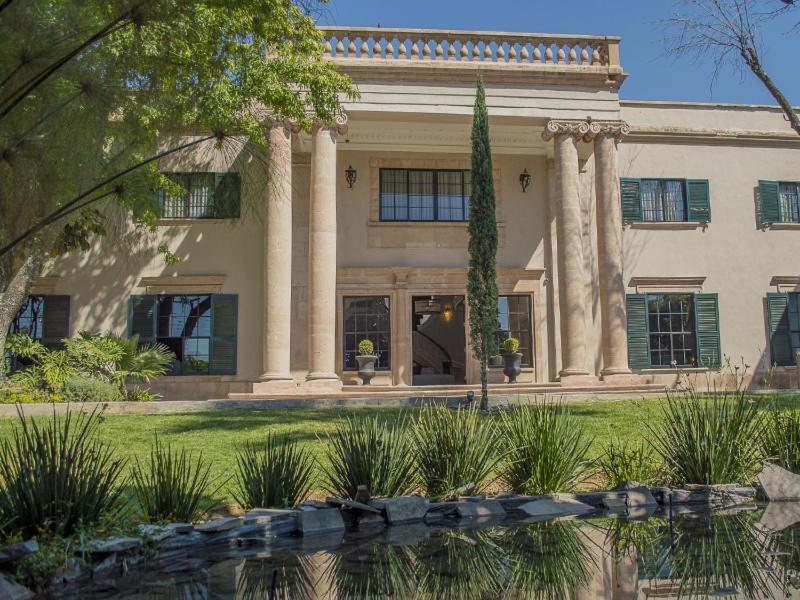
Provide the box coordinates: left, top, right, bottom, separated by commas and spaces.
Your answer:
647, 294, 697, 367
343, 296, 391, 370
6, 295, 70, 371
495, 295, 533, 367
128, 294, 237, 375
767, 291, 800, 366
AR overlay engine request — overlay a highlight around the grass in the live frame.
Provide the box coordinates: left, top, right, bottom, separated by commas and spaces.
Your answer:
0, 395, 796, 505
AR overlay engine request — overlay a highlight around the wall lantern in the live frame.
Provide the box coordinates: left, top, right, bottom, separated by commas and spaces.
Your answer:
345, 165, 357, 189
519, 168, 531, 193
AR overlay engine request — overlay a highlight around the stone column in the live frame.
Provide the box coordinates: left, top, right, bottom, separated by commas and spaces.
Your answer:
306, 119, 345, 389
543, 121, 592, 382
545, 159, 562, 381
593, 123, 632, 380
258, 123, 294, 387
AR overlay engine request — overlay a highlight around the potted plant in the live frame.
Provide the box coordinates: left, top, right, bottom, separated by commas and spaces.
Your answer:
356, 339, 377, 385
501, 337, 523, 384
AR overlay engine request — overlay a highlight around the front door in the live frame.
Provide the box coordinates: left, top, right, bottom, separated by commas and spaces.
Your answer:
411, 295, 466, 385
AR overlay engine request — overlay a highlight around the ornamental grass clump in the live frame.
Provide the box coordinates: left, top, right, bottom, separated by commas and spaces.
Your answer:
323, 414, 416, 499
234, 433, 315, 509
647, 385, 765, 485
0, 407, 126, 537
132, 436, 219, 522
760, 406, 800, 473
597, 439, 661, 488
411, 404, 502, 499
498, 401, 592, 495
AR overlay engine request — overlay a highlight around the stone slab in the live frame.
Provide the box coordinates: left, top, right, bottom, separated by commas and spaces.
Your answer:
297, 508, 346, 536
0, 540, 39, 563
82, 536, 142, 555
165, 522, 194, 534
0, 573, 34, 599
373, 496, 430, 523
195, 517, 243, 533
455, 500, 506, 519
326, 496, 381, 513
575, 492, 627, 508
514, 498, 594, 518
759, 501, 800, 532
758, 462, 800, 501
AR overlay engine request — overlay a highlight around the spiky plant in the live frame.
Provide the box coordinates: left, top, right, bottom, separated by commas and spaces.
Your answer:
323, 414, 416, 499
131, 436, 218, 522
233, 432, 315, 509
760, 405, 800, 473
0, 406, 126, 537
647, 386, 765, 485
411, 404, 502, 499
498, 401, 592, 494
597, 439, 661, 488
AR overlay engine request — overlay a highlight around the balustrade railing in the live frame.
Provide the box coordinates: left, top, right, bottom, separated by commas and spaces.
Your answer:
319, 27, 621, 69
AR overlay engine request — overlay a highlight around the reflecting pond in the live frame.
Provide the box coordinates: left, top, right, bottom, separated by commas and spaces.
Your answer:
96, 505, 800, 599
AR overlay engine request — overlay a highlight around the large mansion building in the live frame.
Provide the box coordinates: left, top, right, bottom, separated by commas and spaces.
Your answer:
12, 27, 800, 400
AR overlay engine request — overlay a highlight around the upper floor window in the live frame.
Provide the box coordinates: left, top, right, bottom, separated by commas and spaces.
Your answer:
759, 180, 800, 226
380, 168, 471, 222
621, 178, 710, 224
159, 172, 241, 219
129, 294, 238, 375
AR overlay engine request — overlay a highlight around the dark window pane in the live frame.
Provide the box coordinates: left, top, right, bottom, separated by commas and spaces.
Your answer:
379, 169, 470, 222
641, 179, 686, 222
153, 294, 216, 376
646, 293, 696, 367
342, 296, 391, 370
495, 295, 533, 367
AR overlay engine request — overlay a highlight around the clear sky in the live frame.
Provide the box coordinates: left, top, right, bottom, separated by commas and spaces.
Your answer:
315, 0, 799, 106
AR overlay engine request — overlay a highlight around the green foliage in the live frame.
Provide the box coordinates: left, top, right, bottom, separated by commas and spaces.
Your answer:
760, 405, 800, 473
62, 376, 122, 404
647, 387, 765, 485
233, 432, 315, 509
411, 405, 502, 499
4, 334, 46, 362
502, 337, 520, 353
0, 388, 60, 404
466, 75, 499, 410
357, 339, 375, 356
126, 387, 160, 402
597, 439, 661, 488
498, 402, 592, 494
131, 436, 217, 522
0, 408, 126, 537
323, 415, 417, 499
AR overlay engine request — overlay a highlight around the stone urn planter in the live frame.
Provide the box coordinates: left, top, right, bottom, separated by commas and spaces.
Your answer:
501, 337, 522, 384
356, 339, 377, 385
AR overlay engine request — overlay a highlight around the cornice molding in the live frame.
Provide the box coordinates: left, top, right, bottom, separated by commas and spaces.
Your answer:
628, 276, 706, 294
138, 275, 226, 294
770, 276, 800, 292
625, 125, 800, 148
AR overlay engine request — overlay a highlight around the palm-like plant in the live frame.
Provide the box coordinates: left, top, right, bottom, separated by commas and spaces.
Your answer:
323, 414, 417, 499
760, 405, 800, 473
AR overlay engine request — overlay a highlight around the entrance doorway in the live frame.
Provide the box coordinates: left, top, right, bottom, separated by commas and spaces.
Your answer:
411, 295, 466, 386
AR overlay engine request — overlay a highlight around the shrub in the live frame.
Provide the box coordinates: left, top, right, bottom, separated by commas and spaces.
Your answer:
498, 401, 592, 494
62, 376, 122, 403
760, 406, 800, 473
411, 404, 502, 499
233, 433, 315, 509
502, 337, 520, 353
647, 387, 765, 485
0, 407, 126, 537
0, 388, 59, 404
126, 386, 160, 402
131, 436, 217, 522
597, 439, 661, 488
357, 339, 374, 356
323, 414, 416, 499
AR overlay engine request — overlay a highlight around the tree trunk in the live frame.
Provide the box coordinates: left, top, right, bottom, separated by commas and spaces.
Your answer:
479, 347, 489, 411
743, 48, 800, 136
0, 249, 46, 383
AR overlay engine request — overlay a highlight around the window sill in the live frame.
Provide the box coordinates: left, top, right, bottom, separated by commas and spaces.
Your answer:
626, 222, 707, 231
158, 218, 239, 226
766, 223, 800, 230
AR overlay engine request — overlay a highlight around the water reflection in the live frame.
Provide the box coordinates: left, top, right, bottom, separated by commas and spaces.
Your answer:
112, 506, 800, 600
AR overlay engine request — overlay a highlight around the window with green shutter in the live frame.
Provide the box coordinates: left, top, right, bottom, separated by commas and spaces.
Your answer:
9, 295, 70, 349
128, 294, 238, 375
625, 292, 721, 370
620, 178, 711, 224
159, 172, 240, 219
759, 180, 800, 226
767, 292, 797, 366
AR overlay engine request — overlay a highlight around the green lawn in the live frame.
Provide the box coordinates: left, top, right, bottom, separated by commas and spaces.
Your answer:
0, 395, 796, 503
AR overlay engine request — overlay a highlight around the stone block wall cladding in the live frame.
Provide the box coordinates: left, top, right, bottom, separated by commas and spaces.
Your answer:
36, 27, 800, 401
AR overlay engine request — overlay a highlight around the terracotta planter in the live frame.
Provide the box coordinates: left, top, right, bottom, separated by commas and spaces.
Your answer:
356, 355, 377, 385
502, 352, 523, 384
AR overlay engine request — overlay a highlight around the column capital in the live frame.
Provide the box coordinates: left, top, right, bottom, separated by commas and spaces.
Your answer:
542, 119, 630, 143
264, 118, 301, 134
311, 112, 349, 136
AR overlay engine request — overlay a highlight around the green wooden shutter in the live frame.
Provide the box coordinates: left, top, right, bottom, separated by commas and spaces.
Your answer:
693, 293, 721, 369
767, 292, 793, 366
759, 180, 781, 227
42, 295, 70, 347
686, 179, 711, 223
620, 178, 643, 223
626, 294, 650, 369
213, 172, 241, 218
128, 296, 156, 344
210, 294, 237, 375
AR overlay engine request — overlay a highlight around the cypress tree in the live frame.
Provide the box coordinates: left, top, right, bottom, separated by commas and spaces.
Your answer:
467, 75, 499, 411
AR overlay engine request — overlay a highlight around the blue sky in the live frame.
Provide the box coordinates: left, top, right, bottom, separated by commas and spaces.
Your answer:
316, 0, 799, 105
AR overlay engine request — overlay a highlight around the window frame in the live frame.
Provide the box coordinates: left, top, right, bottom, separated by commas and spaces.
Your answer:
777, 181, 800, 224
789, 292, 800, 358
494, 295, 534, 368
342, 296, 392, 371
159, 171, 240, 220
155, 295, 214, 376
645, 293, 698, 368
640, 178, 688, 223
379, 168, 471, 222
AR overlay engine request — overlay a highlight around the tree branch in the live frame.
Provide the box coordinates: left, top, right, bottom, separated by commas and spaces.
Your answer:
742, 47, 800, 135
